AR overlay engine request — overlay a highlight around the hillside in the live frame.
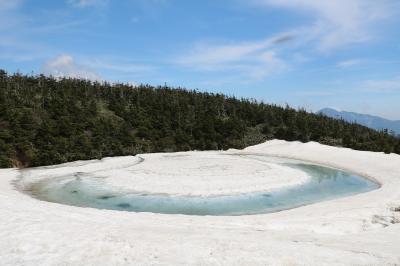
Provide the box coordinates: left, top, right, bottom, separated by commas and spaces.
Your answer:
319, 108, 400, 134
1, 70, 399, 168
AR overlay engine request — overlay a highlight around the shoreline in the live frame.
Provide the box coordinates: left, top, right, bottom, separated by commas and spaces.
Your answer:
233, 151, 383, 187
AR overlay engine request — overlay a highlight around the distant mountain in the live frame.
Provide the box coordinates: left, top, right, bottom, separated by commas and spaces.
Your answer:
319, 108, 400, 134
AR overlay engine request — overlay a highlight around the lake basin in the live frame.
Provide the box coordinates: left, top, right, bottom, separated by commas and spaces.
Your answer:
22, 155, 379, 216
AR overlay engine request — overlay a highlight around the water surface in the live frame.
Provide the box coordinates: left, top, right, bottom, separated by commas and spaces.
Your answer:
24, 155, 379, 216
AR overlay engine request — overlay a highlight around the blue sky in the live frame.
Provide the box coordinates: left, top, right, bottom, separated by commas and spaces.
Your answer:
1, 0, 400, 119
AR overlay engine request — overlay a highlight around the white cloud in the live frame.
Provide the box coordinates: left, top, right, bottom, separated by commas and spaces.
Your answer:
82, 58, 153, 74
41, 55, 152, 84
250, 0, 398, 51
177, 33, 294, 67
67, 0, 108, 8
174, 0, 398, 84
0, 0, 23, 30
293, 91, 335, 97
130, 17, 140, 23
336, 59, 362, 68
362, 76, 400, 92
176, 33, 291, 80
291, 53, 311, 63
42, 54, 101, 81
0, 0, 22, 11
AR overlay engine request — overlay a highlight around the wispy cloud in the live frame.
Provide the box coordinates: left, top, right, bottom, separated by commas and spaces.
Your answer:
0, 1, 85, 63
66, 0, 109, 8
293, 90, 335, 97
249, 0, 399, 51
0, 0, 24, 30
82, 58, 154, 74
0, 40, 54, 65
174, 0, 398, 85
336, 59, 362, 68
362, 76, 400, 92
0, 0, 22, 11
176, 33, 293, 80
177, 33, 294, 67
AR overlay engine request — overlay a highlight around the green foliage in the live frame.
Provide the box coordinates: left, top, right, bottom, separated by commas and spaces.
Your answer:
0, 70, 399, 168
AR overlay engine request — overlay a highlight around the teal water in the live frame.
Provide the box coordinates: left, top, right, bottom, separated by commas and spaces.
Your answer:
25, 156, 379, 216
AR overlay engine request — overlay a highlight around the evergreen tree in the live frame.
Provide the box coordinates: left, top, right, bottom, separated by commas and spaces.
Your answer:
0, 70, 399, 168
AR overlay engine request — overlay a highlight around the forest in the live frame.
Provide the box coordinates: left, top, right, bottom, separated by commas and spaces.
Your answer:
1, 70, 399, 168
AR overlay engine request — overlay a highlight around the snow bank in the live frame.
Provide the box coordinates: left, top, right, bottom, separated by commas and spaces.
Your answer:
0, 140, 399, 265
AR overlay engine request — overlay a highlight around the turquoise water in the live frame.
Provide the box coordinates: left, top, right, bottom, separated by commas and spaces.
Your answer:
26, 156, 379, 216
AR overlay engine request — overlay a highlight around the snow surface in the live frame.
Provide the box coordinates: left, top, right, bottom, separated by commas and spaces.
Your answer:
18, 152, 310, 197
1, 140, 400, 265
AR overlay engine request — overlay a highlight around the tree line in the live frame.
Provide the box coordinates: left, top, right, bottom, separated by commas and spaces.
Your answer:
0, 70, 399, 168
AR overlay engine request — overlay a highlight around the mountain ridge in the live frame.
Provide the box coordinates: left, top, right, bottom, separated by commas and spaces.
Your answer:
318, 108, 400, 134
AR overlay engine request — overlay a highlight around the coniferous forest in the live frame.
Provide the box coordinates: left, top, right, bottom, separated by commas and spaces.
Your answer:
1, 70, 399, 168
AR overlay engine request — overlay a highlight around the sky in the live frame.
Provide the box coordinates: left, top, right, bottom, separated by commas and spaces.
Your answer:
1, 0, 400, 119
